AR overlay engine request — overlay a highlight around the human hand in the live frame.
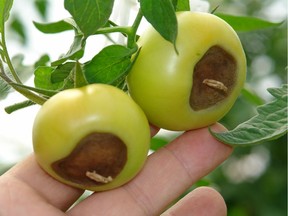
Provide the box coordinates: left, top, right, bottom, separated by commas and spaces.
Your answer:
0, 123, 232, 216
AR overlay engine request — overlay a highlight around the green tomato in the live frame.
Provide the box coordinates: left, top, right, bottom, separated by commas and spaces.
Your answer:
127, 11, 246, 131
32, 84, 150, 191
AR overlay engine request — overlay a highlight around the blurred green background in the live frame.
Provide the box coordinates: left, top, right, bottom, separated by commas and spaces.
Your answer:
0, 0, 287, 215
211, 1, 287, 215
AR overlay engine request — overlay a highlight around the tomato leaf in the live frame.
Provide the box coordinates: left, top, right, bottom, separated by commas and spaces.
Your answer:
34, 66, 63, 90
49, 61, 88, 89
34, 54, 50, 68
0, 55, 37, 99
140, 0, 178, 48
0, 77, 10, 99
73, 61, 88, 88
51, 34, 86, 66
210, 85, 288, 146
150, 137, 169, 151
51, 62, 74, 83
216, 13, 283, 32
34, 0, 49, 19
33, 19, 74, 34
35, 65, 76, 92
172, 0, 190, 11
51, 62, 83, 90
10, 16, 27, 44
0, 0, 13, 31
64, 0, 114, 37
84, 45, 133, 86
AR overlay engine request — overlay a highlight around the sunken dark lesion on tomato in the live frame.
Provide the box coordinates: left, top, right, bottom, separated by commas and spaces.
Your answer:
52, 132, 127, 186
190, 45, 237, 111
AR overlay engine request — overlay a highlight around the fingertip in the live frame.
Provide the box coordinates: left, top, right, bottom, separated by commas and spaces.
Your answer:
163, 186, 227, 216
192, 186, 227, 215
209, 122, 234, 152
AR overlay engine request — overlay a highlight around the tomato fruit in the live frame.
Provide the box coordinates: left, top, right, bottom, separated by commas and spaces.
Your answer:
127, 12, 246, 131
32, 84, 150, 191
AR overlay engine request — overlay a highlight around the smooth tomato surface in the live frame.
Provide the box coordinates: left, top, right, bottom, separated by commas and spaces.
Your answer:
127, 12, 246, 131
33, 84, 150, 191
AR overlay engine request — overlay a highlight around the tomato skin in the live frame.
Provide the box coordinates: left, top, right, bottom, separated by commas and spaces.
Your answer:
127, 12, 246, 131
32, 84, 150, 191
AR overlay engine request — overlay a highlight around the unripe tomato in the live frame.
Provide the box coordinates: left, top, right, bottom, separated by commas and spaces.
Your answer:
33, 84, 150, 191
127, 12, 246, 131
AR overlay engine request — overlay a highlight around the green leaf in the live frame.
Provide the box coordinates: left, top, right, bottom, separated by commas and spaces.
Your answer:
11, 55, 34, 82
0, 77, 10, 99
0, 0, 13, 31
140, 0, 178, 48
51, 62, 74, 83
172, 0, 190, 11
34, 0, 48, 19
150, 137, 169, 151
51, 34, 85, 66
33, 19, 74, 34
9, 15, 27, 44
0, 54, 35, 99
268, 85, 287, 98
84, 45, 133, 85
34, 66, 63, 90
34, 54, 50, 68
64, 0, 114, 37
38, 62, 88, 91
210, 85, 288, 146
216, 13, 283, 32
73, 61, 88, 88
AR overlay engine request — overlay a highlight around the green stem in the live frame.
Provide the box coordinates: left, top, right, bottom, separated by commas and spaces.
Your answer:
94, 9, 143, 49
127, 9, 143, 49
0, 27, 22, 84
5, 100, 36, 114
95, 25, 131, 36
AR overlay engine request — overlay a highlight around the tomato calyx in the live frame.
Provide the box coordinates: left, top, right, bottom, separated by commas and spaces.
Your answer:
52, 132, 127, 186
190, 45, 237, 111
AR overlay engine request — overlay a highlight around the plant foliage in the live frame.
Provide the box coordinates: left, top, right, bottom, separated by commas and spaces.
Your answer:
210, 85, 288, 145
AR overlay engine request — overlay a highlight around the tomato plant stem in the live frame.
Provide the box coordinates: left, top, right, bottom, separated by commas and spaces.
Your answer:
0, 27, 22, 84
127, 9, 143, 49
95, 25, 131, 37
4, 100, 36, 114
94, 9, 143, 50
0, 23, 47, 108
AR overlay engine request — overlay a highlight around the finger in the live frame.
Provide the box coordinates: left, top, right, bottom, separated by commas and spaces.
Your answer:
2, 155, 84, 211
162, 186, 227, 216
0, 173, 66, 216
67, 123, 233, 216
